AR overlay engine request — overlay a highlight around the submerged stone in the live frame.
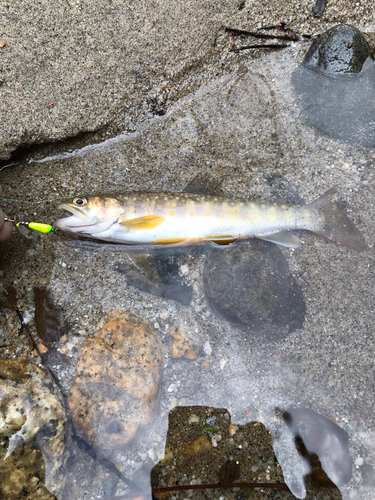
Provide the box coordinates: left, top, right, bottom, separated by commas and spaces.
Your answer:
203, 241, 305, 341
303, 24, 369, 74
68, 311, 163, 451
0, 360, 68, 499
293, 25, 375, 148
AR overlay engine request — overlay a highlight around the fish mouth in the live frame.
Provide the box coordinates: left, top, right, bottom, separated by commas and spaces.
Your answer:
59, 210, 74, 219
55, 203, 95, 230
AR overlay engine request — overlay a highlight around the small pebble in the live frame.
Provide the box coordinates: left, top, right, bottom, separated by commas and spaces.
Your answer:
211, 434, 222, 447
228, 423, 239, 436
206, 416, 217, 426
203, 341, 212, 356
355, 457, 364, 466
188, 414, 200, 424
159, 309, 169, 320
180, 264, 189, 275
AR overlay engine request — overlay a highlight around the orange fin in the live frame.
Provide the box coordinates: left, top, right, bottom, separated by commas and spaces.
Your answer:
120, 214, 166, 231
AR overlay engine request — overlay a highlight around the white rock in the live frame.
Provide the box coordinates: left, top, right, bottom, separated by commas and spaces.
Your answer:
203, 341, 212, 356
159, 309, 169, 320
189, 414, 200, 424
180, 264, 189, 275
211, 434, 222, 447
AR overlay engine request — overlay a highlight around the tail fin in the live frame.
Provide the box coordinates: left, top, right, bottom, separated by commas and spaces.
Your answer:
308, 189, 368, 251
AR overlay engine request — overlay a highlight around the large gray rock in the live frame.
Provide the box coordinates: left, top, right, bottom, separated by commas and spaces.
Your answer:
1, 3, 374, 161
0, 0, 241, 160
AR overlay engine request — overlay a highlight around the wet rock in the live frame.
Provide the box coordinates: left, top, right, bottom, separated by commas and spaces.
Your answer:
303, 25, 369, 74
361, 463, 375, 486
68, 311, 163, 451
183, 435, 211, 455
0, 285, 17, 309
284, 407, 352, 487
0, 360, 68, 499
0, 1, 244, 160
293, 25, 375, 148
218, 460, 240, 482
169, 325, 198, 360
0, 441, 56, 500
203, 241, 306, 341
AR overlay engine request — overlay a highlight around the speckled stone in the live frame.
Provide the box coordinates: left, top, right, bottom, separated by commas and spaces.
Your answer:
0, 360, 68, 499
68, 311, 163, 450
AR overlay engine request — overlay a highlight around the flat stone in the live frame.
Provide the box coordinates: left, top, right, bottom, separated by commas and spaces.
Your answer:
203, 240, 306, 341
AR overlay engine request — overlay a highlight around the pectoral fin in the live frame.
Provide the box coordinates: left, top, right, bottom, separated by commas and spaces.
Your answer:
119, 214, 166, 231
258, 231, 300, 248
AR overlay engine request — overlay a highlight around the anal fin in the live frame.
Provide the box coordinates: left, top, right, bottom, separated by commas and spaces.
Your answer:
258, 231, 300, 248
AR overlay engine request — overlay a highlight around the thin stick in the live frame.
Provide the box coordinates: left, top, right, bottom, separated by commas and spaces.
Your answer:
225, 27, 295, 41
153, 481, 290, 492
231, 44, 288, 52
110, 481, 290, 499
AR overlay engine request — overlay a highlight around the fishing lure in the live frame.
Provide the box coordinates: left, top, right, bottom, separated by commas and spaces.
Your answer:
4, 217, 55, 235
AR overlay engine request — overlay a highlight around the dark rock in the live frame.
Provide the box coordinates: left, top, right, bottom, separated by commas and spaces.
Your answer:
203, 240, 306, 341
303, 25, 369, 74
218, 460, 241, 483
293, 25, 375, 148
312, 0, 329, 18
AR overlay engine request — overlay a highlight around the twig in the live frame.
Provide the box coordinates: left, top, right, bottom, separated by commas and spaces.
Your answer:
153, 481, 290, 492
110, 481, 290, 499
231, 44, 288, 52
225, 27, 295, 41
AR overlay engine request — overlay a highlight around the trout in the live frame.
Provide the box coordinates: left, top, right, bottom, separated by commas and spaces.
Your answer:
55, 190, 367, 250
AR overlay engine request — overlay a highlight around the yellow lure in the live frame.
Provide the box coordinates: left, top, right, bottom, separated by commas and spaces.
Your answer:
16, 222, 53, 234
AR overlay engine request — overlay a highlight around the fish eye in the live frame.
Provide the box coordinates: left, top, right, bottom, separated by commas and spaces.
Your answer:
73, 197, 88, 206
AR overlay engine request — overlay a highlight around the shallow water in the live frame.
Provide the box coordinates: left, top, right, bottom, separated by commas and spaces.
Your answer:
1, 28, 375, 500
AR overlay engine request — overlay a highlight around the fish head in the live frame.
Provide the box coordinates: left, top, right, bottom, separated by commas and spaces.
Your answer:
55, 195, 125, 236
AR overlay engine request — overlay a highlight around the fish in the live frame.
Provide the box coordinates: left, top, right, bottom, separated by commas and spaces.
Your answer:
54, 190, 367, 250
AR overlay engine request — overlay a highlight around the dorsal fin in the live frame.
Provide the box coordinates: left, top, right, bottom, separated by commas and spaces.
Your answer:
183, 174, 223, 196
